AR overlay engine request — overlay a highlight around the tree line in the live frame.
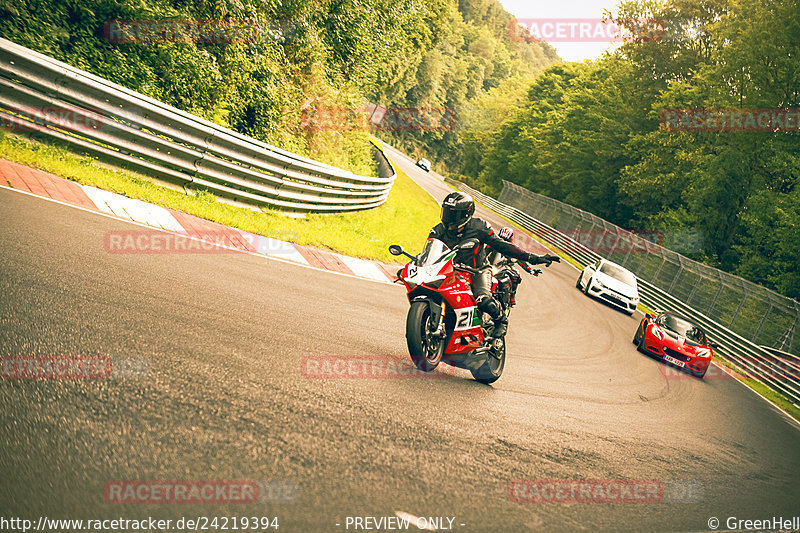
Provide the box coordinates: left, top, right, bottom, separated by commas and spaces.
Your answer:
0, 0, 556, 175
459, 0, 799, 299
3, 0, 794, 298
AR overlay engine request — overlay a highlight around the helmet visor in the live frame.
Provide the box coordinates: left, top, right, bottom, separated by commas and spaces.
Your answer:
441, 205, 471, 229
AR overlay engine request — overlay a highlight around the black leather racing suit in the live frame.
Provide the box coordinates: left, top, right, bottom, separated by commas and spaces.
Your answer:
428, 218, 547, 324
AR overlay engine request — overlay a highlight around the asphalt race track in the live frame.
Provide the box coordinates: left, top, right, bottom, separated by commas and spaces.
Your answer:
2, 168, 800, 531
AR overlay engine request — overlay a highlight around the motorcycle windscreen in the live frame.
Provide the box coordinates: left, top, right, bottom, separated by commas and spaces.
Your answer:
416, 238, 452, 266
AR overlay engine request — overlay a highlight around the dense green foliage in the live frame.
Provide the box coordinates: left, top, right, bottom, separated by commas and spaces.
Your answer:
4, 0, 792, 298
0, 0, 556, 174
373, 0, 560, 167
467, 0, 800, 298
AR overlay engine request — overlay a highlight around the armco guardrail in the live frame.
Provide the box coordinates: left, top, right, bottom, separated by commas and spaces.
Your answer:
445, 178, 800, 406
500, 180, 800, 356
0, 38, 395, 213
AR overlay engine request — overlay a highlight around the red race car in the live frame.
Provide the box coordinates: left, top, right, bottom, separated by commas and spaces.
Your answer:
633, 311, 717, 378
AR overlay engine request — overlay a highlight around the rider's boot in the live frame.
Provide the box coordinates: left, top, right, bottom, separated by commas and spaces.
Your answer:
477, 295, 507, 340
491, 315, 508, 339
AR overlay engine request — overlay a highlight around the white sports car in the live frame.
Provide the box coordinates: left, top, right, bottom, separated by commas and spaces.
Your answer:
577, 259, 639, 315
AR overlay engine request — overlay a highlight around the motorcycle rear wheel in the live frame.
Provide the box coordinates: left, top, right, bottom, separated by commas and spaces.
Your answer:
471, 340, 505, 384
406, 301, 445, 372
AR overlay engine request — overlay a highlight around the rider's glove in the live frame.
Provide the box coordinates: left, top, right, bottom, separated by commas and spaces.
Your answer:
527, 252, 560, 266
529, 253, 546, 266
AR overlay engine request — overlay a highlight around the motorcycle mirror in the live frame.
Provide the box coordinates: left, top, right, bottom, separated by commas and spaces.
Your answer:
388, 245, 404, 256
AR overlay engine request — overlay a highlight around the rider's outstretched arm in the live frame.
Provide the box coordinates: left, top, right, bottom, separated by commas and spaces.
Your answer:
526, 252, 561, 265
479, 222, 560, 265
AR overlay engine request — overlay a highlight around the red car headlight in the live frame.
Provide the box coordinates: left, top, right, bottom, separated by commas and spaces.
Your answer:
695, 348, 711, 358
651, 325, 664, 340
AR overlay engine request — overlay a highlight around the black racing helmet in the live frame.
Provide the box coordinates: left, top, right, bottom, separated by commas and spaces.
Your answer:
441, 191, 475, 232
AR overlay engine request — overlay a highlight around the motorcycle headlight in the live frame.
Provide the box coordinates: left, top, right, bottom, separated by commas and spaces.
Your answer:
423, 276, 446, 289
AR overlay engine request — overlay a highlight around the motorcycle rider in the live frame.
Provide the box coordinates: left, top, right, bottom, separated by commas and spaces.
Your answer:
429, 192, 560, 339
487, 226, 525, 307
487, 226, 516, 266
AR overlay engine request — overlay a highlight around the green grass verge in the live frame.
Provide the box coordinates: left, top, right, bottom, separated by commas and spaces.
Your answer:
712, 353, 800, 422
0, 131, 440, 263
739, 379, 800, 422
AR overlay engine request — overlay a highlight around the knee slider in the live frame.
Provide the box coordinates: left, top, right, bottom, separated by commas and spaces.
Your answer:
477, 295, 501, 318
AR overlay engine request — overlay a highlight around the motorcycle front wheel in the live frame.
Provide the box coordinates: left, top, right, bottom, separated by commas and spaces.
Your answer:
406, 301, 445, 372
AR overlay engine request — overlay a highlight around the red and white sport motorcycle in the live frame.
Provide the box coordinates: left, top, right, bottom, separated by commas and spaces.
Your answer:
389, 238, 539, 384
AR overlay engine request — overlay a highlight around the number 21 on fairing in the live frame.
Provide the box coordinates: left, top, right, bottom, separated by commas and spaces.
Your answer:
455, 307, 478, 330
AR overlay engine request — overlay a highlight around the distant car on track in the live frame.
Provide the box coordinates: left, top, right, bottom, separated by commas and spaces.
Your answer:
415, 158, 431, 172
577, 259, 639, 315
633, 311, 717, 378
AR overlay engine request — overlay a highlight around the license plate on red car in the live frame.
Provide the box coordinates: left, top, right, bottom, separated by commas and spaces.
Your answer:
663, 354, 685, 367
